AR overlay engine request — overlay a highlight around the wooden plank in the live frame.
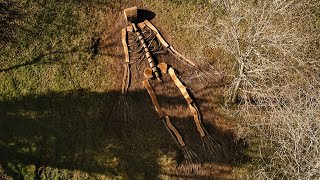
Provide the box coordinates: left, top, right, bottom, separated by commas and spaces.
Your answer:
142, 80, 165, 118
188, 104, 205, 137
121, 28, 130, 63
168, 68, 193, 104
126, 25, 133, 32
157, 62, 168, 74
165, 116, 186, 147
169, 46, 196, 66
144, 20, 170, 48
124, 6, 137, 22
137, 21, 146, 29
121, 64, 128, 95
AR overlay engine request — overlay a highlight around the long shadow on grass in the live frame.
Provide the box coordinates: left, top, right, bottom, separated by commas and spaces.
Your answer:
0, 0, 124, 73
0, 88, 247, 179
0, 89, 162, 179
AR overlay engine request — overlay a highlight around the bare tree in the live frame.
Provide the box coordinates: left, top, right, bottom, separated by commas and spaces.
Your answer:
188, 0, 320, 178
189, 0, 319, 103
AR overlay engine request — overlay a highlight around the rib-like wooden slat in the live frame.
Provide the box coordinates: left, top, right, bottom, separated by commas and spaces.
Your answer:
137, 21, 146, 29
144, 20, 196, 66
133, 23, 162, 82
144, 20, 170, 48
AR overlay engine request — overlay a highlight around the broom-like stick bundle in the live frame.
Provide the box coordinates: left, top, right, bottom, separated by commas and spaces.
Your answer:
105, 26, 135, 132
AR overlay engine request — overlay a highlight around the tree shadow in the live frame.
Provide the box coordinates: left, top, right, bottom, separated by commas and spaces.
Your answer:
0, 0, 124, 73
0, 28, 122, 73
0, 89, 163, 179
0, 87, 248, 179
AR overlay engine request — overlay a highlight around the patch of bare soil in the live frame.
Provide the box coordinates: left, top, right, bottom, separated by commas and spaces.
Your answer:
100, 1, 243, 179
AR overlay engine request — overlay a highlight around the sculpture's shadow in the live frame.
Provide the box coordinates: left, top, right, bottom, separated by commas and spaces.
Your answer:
136, 9, 156, 23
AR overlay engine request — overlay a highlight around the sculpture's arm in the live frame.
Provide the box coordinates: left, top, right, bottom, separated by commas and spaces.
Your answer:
121, 28, 130, 95
121, 28, 130, 63
144, 20, 196, 67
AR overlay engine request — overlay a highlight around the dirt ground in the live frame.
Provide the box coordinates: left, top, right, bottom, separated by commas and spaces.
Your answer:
99, 1, 243, 179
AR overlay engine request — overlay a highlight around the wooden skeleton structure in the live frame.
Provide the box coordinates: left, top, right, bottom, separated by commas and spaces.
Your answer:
120, 7, 225, 167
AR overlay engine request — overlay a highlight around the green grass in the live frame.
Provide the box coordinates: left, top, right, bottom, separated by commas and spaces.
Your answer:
0, 0, 109, 178
1, 0, 176, 179
0, 0, 117, 97
1, 0, 249, 179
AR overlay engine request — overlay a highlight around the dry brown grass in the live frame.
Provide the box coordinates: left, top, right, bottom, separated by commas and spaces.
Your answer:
187, 0, 320, 178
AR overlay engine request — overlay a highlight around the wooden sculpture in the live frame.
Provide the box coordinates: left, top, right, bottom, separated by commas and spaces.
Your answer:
120, 6, 225, 172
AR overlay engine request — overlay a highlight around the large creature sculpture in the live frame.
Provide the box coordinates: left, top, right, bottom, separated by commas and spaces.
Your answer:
118, 6, 225, 171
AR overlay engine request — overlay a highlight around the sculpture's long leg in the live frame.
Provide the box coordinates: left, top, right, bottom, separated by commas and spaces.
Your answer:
142, 79, 199, 171
167, 66, 226, 162
142, 80, 165, 119
144, 20, 196, 67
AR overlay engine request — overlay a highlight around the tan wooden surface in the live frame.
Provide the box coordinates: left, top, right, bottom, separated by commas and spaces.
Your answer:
157, 63, 168, 74
189, 104, 206, 137
144, 20, 170, 48
142, 80, 164, 118
121, 28, 130, 63
165, 116, 186, 147
169, 46, 195, 66
168, 67, 193, 104
124, 6, 137, 22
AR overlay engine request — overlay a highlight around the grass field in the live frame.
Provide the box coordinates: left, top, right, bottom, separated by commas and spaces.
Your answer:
0, 0, 244, 179
3, 0, 317, 179
0, 0, 169, 179
1, 0, 118, 179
